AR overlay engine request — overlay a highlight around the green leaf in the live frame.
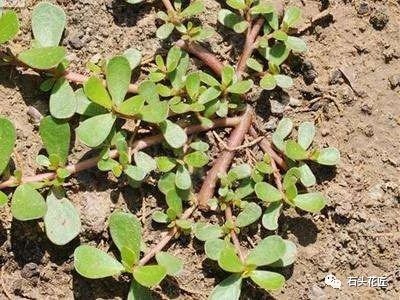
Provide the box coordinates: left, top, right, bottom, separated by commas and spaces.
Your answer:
273, 30, 288, 41
125, 165, 147, 182
221, 65, 235, 87
285, 140, 308, 161
246, 235, 286, 267
76, 113, 115, 147
109, 211, 141, 265
155, 252, 183, 276
75, 88, 108, 117
32, 2, 66, 47
128, 280, 152, 300
199, 86, 221, 104
133, 265, 167, 287
18, 46, 66, 70
274, 74, 293, 89
234, 178, 254, 199
260, 43, 290, 66
315, 147, 340, 166
123, 48, 142, 70
134, 151, 156, 173
74, 245, 124, 279
193, 222, 223, 241
190, 140, 209, 151
227, 80, 253, 94
286, 36, 307, 52
156, 156, 176, 172
11, 184, 46, 221
156, 22, 174, 39
210, 274, 242, 300
200, 71, 220, 87
158, 172, 176, 195
293, 192, 326, 213
0, 10, 19, 44
0, 191, 8, 207
265, 11, 279, 30
262, 202, 282, 230
270, 240, 297, 267
152, 211, 169, 223
180, 0, 204, 17
39, 116, 70, 166
166, 46, 182, 73
0, 118, 16, 175
236, 202, 262, 227
107, 56, 131, 105
298, 121, 315, 150
175, 165, 191, 190
298, 163, 316, 187
255, 182, 283, 202
118, 95, 145, 116
84, 76, 112, 109
272, 117, 293, 151
227, 164, 252, 182
218, 9, 248, 33
140, 101, 169, 124
260, 73, 276, 90
44, 191, 81, 245
49, 78, 77, 119
218, 245, 244, 273
250, 270, 285, 291
226, 0, 246, 10
160, 120, 187, 149
246, 58, 263, 72
183, 151, 208, 168
125, 0, 144, 4
185, 72, 200, 99
283, 6, 301, 28
250, 3, 274, 15
166, 189, 183, 216
205, 239, 226, 260
175, 219, 192, 230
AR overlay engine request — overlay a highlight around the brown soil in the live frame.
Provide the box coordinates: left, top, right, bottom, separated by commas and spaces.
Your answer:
1, 0, 400, 299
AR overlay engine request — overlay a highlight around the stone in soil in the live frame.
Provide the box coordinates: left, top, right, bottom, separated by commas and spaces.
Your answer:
357, 2, 369, 15
302, 60, 318, 84
329, 69, 343, 85
388, 74, 400, 89
369, 8, 389, 30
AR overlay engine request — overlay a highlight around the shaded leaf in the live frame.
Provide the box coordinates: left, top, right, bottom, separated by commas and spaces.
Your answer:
155, 252, 183, 276
293, 192, 326, 213
246, 235, 286, 266
262, 202, 282, 230
250, 270, 285, 291
0, 118, 16, 175
128, 280, 152, 300
209, 274, 242, 300
0, 191, 8, 207
11, 184, 46, 221
218, 245, 244, 273
133, 265, 167, 287
236, 202, 262, 227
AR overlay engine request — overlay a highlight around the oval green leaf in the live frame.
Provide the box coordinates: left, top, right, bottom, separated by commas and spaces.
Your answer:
49, 78, 77, 119
11, 184, 47, 221
18, 46, 66, 70
0, 118, 16, 175
76, 113, 116, 147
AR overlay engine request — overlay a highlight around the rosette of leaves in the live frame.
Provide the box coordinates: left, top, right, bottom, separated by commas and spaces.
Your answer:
205, 235, 297, 299
0, 117, 16, 208
74, 211, 183, 296
156, 0, 205, 39
153, 141, 209, 229
199, 66, 253, 117
0, 9, 19, 44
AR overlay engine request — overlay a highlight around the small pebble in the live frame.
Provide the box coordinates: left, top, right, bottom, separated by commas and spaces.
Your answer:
329, 69, 343, 85
69, 36, 84, 49
388, 74, 400, 89
357, 2, 369, 15
370, 9, 389, 30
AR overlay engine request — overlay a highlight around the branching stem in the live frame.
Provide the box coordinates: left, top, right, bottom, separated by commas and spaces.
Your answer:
225, 205, 246, 262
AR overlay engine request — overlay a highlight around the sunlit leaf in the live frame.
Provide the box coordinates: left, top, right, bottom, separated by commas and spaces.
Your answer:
11, 184, 46, 221
246, 235, 285, 267
293, 192, 326, 213
133, 265, 167, 287
0, 118, 16, 175
0, 10, 19, 44
18, 46, 66, 70
255, 182, 283, 202
209, 274, 242, 300
107, 56, 131, 105
236, 202, 262, 227
262, 202, 282, 230
76, 113, 115, 147
160, 120, 187, 149
250, 270, 285, 291
218, 245, 244, 273
155, 252, 183, 276
49, 78, 77, 119
315, 147, 340, 166
298, 121, 315, 150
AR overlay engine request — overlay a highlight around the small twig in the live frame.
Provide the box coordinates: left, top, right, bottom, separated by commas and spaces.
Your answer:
296, 9, 333, 34
0, 116, 241, 189
1, 264, 12, 299
225, 205, 246, 262
197, 106, 254, 210
212, 131, 263, 152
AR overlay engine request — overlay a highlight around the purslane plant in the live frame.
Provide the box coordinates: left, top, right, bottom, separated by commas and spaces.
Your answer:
0, 1, 341, 299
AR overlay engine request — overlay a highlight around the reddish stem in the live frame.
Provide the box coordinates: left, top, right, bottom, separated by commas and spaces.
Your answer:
0, 116, 241, 189
63, 71, 139, 94
197, 106, 253, 210
236, 18, 265, 77
225, 205, 246, 262
175, 40, 223, 76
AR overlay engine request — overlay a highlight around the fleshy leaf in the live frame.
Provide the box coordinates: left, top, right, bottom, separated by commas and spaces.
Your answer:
218, 245, 244, 273
75, 88, 108, 116
262, 202, 282, 230
180, 1, 204, 18
76, 113, 115, 147
286, 36, 307, 52
246, 58, 263, 72
44, 191, 81, 245
260, 73, 276, 90
209, 274, 242, 300
255, 182, 283, 202
199, 86, 221, 104
0, 118, 16, 175
32, 2, 66, 47
18, 46, 66, 70
125, 165, 147, 182
298, 121, 315, 150
156, 22, 174, 39
292, 192, 326, 213
123, 48, 142, 70
285, 140, 308, 161
236, 202, 262, 227
282, 6, 301, 28
205, 239, 226, 260
227, 164, 252, 182
107, 56, 131, 105
140, 101, 169, 124
274, 74, 293, 89
166, 46, 182, 73
128, 280, 152, 300
49, 78, 77, 119
0, 10, 19, 44
298, 163, 316, 187
175, 165, 191, 190
315, 147, 340, 166
166, 189, 183, 216
226, 80, 253, 94
133, 265, 167, 287
138, 81, 159, 104
74, 245, 124, 279
246, 235, 286, 266
160, 120, 187, 149
250, 270, 285, 291
84, 76, 112, 109
183, 151, 208, 168
193, 222, 223, 241
155, 252, 183, 276
270, 240, 297, 267
272, 117, 293, 151
134, 151, 156, 174
118, 95, 145, 116
218, 9, 248, 33
11, 184, 46, 221
109, 211, 141, 265
0, 191, 8, 207
158, 172, 176, 195
155, 156, 176, 172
